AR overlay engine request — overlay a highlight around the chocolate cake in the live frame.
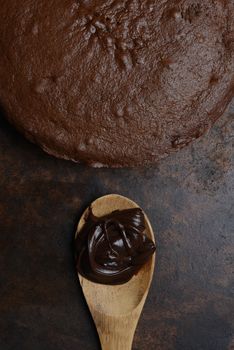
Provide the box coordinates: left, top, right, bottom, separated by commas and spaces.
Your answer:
0, 0, 233, 167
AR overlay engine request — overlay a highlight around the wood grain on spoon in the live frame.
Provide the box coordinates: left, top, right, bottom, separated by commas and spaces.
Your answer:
75, 194, 156, 350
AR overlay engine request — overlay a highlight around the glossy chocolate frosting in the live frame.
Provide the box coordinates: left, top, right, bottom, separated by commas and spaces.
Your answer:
75, 208, 155, 285
0, 1, 233, 166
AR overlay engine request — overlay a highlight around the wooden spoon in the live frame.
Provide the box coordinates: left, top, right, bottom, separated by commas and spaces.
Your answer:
75, 194, 156, 350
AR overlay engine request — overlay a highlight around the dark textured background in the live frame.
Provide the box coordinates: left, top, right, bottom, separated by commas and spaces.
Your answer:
0, 100, 233, 350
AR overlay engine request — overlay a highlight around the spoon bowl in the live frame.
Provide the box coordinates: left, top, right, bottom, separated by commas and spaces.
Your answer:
76, 194, 156, 350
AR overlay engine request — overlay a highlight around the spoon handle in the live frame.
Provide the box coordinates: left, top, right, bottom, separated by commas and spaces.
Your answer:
93, 311, 139, 350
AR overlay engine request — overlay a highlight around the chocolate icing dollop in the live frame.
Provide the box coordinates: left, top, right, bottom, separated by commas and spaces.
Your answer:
75, 207, 156, 285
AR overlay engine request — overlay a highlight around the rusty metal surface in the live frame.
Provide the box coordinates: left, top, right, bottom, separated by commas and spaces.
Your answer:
0, 100, 233, 350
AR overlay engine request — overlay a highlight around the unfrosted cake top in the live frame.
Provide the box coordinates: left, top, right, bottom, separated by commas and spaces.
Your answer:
0, 0, 233, 166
